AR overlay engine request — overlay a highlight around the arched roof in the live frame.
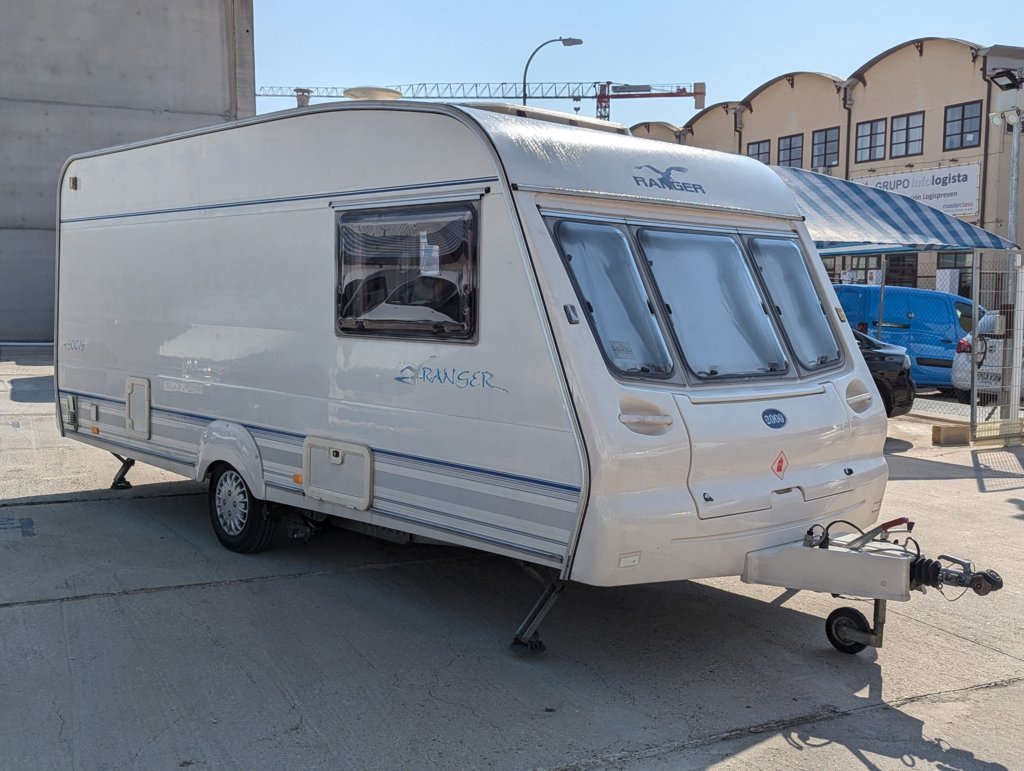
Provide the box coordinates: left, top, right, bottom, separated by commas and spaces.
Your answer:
682, 101, 739, 131
846, 37, 983, 85
629, 120, 681, 134
738, 72, 843, 110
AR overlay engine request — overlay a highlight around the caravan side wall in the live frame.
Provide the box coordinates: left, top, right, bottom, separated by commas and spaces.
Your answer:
56, 107, 586, 569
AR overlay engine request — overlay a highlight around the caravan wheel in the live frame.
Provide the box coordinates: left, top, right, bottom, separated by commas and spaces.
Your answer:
208, 465, 277, 554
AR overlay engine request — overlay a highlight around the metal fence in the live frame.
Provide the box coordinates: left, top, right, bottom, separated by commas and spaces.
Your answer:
969, 253, 1024, 442
835, 251, 1024, 440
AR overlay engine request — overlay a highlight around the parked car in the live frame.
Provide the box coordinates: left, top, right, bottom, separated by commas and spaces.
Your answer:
834, 284, 983, 389
854, 329, 915, 417
951, 313, 1008, 404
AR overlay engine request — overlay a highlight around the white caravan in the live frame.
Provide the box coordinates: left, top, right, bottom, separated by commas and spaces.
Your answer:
55, 102, 1001, 653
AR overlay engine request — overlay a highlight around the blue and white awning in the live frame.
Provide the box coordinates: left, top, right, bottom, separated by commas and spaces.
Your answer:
772, 166, 1019, 254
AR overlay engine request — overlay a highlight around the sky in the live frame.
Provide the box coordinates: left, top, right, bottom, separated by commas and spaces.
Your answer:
252, 1, 1023, 128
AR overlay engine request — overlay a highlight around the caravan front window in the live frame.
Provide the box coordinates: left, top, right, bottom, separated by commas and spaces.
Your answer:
336, 202, 476, 340
638, 230, 789, 379
749, 238, 840, 370
553, 221, 673, 376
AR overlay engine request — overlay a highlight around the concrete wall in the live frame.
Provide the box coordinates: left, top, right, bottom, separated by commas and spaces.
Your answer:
1, 0, 255, 341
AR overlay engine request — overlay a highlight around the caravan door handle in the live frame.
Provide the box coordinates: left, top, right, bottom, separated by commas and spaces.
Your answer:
618, 413, 673, 427
618, 412, 673, 436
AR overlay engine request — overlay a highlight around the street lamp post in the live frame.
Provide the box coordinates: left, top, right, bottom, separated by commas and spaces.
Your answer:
522, 37, 583, 106
984, 58, 1024, 422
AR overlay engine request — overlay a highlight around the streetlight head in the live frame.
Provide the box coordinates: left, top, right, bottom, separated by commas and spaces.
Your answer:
560, 37, 583, 46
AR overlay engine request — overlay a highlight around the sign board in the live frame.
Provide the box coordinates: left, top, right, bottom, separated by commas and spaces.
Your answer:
854, 163, 981, 217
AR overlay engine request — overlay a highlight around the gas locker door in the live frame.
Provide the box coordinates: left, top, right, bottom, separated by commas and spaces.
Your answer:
674, 383, 857, 520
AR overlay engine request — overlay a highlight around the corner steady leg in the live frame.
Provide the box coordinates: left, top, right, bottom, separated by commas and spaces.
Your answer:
110, 453, 136, 490
510, 579, 566, 654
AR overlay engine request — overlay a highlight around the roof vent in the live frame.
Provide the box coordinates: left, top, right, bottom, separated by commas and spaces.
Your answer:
343, 86, 403, 101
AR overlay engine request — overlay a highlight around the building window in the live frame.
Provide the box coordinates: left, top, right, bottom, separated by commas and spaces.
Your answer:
820, 256, 838, 281
855, 119, 887, 163
845, 255, 880, 284
937, 251, 973, 297
746, 140, 770, 163
811, 127, 840, 169
778, 134, 803, 167
943, 101, 982, 151
891, 111, 924, 158
885, 254, 918, 287
336, 201, 477, 340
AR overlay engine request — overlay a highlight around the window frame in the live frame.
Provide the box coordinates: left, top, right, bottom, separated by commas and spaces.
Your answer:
855, 118, 887, 163
943, 100, 982, 151
890, 111, 924, 158
811, 126, 841, 169
633, 226, 795, 381
548, 218, 675, 380
334, 199, 479, 342
777, 134, 804, 168
746, 139, 771, 164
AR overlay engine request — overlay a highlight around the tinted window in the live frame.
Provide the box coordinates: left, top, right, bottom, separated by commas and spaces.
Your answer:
554, 221, 673, 376
337, 203, 476, 339
750, 238, 840, 369
638, 230, 789, 378
955, 301, 975, 334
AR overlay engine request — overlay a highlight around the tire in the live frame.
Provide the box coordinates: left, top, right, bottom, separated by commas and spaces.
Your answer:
208, 464, 277, 553
825, 607, 870, 654
874, 380, 894, 417
954, 389, 972, 404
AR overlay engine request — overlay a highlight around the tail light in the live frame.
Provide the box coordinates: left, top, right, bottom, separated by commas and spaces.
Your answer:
956, 337, 972, 354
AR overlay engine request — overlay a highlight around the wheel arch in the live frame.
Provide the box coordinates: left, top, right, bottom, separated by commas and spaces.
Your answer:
195, 421, 266, 498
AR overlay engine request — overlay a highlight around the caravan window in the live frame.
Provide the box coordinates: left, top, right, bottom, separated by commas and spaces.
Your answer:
336, 202, 476, 340
638, 230, 790, 379
749, 238, 840, 370
553, 221, 673, 376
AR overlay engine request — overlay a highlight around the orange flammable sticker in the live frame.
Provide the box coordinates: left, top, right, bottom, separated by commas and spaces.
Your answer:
772, 451, 789, 480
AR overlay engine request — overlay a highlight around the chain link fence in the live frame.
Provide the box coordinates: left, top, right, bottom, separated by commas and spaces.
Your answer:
831, 251, 1024, 437
968, 253, 1024, 441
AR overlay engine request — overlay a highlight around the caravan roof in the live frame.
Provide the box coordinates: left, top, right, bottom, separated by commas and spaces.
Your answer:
60, 101, 803, 224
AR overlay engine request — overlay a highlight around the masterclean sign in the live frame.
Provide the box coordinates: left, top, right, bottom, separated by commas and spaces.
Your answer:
855, 163, 980, 217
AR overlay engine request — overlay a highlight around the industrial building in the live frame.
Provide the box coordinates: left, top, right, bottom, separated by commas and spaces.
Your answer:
1, 1, 255, 342
632, 38, 1024, 295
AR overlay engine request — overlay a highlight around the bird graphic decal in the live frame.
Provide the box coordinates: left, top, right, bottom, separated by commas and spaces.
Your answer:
634, 165, 689, 187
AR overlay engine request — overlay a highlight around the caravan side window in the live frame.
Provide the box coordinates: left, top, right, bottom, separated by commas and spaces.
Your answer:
336, 202, 476, 340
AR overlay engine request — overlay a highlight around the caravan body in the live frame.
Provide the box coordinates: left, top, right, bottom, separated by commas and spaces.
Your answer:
55, 102, 888, 588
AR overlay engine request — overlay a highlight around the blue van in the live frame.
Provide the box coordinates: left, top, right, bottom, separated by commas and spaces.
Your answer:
833, 285, 983, 388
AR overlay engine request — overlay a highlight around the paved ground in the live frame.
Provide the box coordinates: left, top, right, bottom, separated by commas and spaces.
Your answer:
2, 350, 1021, 770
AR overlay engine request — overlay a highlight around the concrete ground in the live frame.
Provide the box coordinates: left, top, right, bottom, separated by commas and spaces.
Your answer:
1, 350, 1021, 770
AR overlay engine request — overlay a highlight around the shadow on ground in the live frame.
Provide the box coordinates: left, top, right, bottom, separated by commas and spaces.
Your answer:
4, 375, 55, 403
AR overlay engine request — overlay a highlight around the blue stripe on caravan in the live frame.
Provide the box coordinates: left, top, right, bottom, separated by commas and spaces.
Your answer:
58, 390, 578, 495
60, 389, 125, 406
80, 433, 195, 466
371, 504, 564, 563
373, 447, 581, 494
374, 493, 569, 548
60, 177, 499, 224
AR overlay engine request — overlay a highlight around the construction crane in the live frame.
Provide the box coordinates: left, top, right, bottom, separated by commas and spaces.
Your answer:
257, 81, 706, 121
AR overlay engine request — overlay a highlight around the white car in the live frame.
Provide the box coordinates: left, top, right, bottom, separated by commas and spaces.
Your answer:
951, 314, 1017, 403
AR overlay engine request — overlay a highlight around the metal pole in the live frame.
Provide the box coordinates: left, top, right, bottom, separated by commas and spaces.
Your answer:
876, 255, 887, 342
522, 39, 560, 106
1010, 113, 1020, 248
970, 253, 979, 436
1010, 253, 1024, 439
